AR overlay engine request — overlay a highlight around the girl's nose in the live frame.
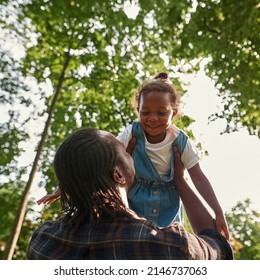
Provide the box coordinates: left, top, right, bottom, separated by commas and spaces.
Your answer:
149, 114, 158, 122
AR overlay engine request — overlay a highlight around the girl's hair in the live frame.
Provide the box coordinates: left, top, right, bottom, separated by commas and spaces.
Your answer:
54, 128, 131, 227
132, 72, 180, 113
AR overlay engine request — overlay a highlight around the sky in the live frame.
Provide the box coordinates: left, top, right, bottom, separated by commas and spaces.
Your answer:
180, 69, 260, 214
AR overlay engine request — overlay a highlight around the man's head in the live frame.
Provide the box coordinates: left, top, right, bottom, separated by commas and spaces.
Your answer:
54, 128, 135, 225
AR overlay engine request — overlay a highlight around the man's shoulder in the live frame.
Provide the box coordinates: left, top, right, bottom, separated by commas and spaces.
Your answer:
91, 218, 187, 259
104, 216, 183, 243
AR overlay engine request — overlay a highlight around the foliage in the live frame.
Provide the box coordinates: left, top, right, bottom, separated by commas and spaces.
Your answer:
153, 0, 260, 137
0, 183, 34, 259
0, 0, 259, 259
0, 181, 63, 259
0, 51, 29, 179
0, 0, 188, 258
226, 199, 260, 260
1, 0, 195, 193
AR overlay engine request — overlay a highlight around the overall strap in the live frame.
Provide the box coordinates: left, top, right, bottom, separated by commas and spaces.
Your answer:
172, 130, 188, 154
132, 120, 142, 139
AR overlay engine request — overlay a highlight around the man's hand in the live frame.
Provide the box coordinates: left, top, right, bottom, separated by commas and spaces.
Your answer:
173, 146, 185, 179
126, 137, 136, 155
216, 213, 230, 240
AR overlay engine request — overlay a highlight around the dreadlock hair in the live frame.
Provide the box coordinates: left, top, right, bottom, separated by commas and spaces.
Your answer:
132, 72, 180, 114
54, 127, 131, 227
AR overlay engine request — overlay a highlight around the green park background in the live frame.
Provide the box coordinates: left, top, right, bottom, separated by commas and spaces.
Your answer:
0, 0, 259, 260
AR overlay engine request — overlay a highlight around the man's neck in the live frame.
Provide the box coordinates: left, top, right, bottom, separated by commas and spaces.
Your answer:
118, 187, 129, 208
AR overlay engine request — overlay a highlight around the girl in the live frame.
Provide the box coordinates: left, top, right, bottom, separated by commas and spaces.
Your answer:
38, 72, 229, 239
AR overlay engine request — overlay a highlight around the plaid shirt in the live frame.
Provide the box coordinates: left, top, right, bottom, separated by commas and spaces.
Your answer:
27, 215, 232, 260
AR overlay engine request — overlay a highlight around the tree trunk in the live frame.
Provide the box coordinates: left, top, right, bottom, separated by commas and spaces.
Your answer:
3, 52, 71, 260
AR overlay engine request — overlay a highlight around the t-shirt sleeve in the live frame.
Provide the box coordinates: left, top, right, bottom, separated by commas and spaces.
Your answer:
181, 139, 200, 169
116, 124, 133, 148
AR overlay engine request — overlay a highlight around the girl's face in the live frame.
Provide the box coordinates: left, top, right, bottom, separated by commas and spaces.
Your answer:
138, 91, 175, 144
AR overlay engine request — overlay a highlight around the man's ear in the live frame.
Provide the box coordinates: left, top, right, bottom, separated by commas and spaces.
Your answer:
172, 109, 178, 119
112, 168, 126, 185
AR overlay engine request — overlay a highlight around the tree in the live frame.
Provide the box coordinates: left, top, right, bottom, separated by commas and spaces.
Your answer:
151, 0, 260, 137
1, 0, 258, 259
0, 183, 36, 260
226, 199, 260, 260
1, 0, 195, 259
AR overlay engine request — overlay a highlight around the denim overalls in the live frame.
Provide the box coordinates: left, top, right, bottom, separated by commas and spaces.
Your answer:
128, 121, 188, 228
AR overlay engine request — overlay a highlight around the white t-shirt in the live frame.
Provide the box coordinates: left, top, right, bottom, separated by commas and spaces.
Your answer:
117, 124, 200, 177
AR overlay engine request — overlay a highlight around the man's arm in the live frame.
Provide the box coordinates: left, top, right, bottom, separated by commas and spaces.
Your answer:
188, 163, 229, 239
173, 147, 216, 234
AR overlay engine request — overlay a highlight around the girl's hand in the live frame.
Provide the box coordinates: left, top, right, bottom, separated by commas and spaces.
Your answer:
216, 213, 230, 240
37, 187, 61, 205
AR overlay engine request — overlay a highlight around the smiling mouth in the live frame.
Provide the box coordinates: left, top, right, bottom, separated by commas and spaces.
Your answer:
147, 124, 161, 128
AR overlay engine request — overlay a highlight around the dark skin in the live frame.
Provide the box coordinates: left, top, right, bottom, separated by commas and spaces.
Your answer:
172, 146, 216, 234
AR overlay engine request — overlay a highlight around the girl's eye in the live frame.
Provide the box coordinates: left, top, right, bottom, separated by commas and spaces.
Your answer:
141, 112, 149, 116
158, 112, 167, 115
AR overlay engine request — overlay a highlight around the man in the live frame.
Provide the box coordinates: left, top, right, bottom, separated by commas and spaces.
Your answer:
27, 128, 233, 259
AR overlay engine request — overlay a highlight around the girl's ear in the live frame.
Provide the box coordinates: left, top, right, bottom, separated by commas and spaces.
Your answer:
112, 168, 126, 185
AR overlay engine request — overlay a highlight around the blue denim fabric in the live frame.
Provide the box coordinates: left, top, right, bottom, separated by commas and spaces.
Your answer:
128, 121, 188, 228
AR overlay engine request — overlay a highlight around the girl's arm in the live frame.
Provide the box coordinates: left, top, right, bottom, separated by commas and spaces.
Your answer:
37, 186, 61, 205
188, 163, 230, 239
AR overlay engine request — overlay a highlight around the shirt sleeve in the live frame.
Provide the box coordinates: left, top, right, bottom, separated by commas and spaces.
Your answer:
116, 124, 133, 148
157, 222, 232, 260
181, 139, 200, 170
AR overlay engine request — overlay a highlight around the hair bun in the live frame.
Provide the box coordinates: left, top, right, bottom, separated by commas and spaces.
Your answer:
154, 72, 168, 80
